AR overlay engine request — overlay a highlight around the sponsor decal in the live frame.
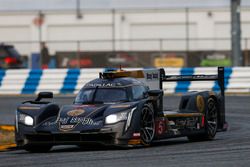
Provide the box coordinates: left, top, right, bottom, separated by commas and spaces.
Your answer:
132, 133, 140, 138
42, 121, 57, 126
60, 125, 74, 130
67, 109, 85, 117
85, 83, 114, 87
175, 117, 198, 129
59, 117, 70, 124
146, 72, 159, 80
58, 117, 101, 131
196, 95, 205, 112
68, 117, 100, 126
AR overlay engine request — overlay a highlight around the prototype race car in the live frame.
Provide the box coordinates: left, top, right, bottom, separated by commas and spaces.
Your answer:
15, 67, 227, 152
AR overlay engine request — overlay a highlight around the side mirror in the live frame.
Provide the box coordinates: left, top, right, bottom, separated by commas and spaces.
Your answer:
35, 92, 53, 101
148, 90, 163, 97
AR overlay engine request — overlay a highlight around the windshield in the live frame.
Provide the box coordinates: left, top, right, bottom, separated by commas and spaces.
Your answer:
75, 87, 128, 104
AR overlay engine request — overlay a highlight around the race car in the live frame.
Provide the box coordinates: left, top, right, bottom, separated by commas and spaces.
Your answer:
15, 67, 227, 152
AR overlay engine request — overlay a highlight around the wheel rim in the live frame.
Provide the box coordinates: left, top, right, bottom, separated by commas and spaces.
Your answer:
140, 106, 155, 144
207, 99, 218, 136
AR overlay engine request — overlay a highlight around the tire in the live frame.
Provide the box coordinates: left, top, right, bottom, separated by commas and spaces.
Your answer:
140, 104, 155, 146
188, 98, 218, 141
24, 144, 52, 153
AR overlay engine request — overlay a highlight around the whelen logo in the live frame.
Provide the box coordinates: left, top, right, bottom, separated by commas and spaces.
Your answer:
67, 109, 85, 117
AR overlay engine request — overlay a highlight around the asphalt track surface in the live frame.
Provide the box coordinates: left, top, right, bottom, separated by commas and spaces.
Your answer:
0, 95, 250, 167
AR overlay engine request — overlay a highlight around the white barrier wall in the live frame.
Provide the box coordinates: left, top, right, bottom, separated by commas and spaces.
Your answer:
0, 67, 249, 95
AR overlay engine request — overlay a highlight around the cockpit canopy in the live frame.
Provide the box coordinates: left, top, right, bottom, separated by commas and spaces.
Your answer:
75, 77, 149, 104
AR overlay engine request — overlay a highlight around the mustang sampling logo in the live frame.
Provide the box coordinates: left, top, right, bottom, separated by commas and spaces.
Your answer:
67, 109, 85, 117
58, 117, 101, 131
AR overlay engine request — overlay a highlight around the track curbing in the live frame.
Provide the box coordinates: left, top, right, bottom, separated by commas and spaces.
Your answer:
0, 125, 16, 151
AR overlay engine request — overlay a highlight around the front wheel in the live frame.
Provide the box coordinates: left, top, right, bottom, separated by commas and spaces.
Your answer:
140, 104, 155, 146
188, 98, 218, 141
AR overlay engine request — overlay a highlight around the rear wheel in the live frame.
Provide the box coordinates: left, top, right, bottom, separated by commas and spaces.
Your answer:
24, 144, 52, 153
188, 98, 218, 141
140, 104, 155, 146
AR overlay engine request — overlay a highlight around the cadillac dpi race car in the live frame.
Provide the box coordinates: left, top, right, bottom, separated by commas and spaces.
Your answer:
15, 67, 227, 152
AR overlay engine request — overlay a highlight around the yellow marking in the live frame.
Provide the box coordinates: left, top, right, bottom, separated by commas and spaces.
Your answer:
128, 139, 141, 145
0, 126, 15, 151
0, 125, 14, 131
164, 112, 203, 118
106, 70, 145, 78
196, 95, 205, 113
0, 144, 16, 151
18, 106, 40, 110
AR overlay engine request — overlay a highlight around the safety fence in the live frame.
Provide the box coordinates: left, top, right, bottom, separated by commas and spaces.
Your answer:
0, 67, 249, 95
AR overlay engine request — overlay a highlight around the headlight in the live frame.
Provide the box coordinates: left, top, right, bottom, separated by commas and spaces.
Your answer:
105, 111, 127, 124
105, 107, 137, 127
19, 113, 34, 126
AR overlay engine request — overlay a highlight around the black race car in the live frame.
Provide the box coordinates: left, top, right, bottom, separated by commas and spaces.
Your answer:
15, 67, 227, 152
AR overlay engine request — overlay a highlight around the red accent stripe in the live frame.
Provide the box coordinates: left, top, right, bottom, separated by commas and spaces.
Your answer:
201, 116, 205, 127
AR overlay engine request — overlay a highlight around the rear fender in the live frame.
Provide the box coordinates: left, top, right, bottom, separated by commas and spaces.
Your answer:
179, 91, 211, 113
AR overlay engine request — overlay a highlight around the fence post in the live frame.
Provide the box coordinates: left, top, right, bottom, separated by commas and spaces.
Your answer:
244, 38, 249, 66
185, 8, 189, 67
77, 40, 80, 68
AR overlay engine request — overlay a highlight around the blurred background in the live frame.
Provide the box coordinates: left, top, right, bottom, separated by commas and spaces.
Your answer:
0, 0, 249, 69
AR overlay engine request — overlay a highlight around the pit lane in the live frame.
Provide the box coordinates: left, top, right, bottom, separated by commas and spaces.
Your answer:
0, 95, 250, 167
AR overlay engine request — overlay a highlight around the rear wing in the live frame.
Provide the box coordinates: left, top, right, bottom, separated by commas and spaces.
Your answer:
159, 67, 225, 97
159, 67, 226, 131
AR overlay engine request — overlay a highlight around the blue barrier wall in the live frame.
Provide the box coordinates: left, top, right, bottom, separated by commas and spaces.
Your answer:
0, 70, 6, 87
60, 69, 80, 94
0, 67, 249, 94
175, 68, 194, 93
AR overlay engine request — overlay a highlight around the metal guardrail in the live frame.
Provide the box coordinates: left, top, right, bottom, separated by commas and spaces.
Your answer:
0, 67, 249, 94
